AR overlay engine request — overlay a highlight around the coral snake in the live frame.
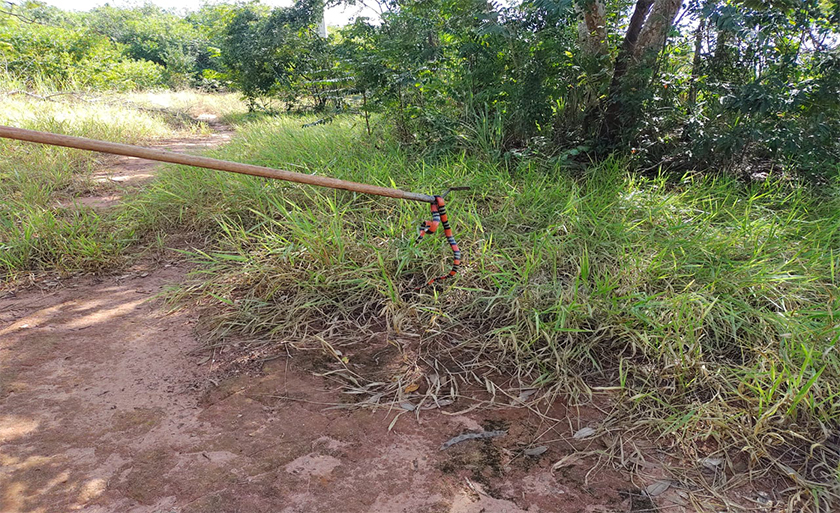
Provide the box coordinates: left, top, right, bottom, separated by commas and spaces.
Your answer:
415, 188, 468, 288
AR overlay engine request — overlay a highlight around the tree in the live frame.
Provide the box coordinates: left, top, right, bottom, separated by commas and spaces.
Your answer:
219, 0, 334, 110
599, 0, 684, 145
85, 5, 216, 87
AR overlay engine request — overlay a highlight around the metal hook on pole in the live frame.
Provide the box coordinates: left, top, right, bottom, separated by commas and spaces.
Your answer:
440, 186, 471, 199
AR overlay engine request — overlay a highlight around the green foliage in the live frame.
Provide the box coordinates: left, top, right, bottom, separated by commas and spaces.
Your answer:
0, 2, 230, 90
88, 59, 166, 92
218, 0, 345, 110
336, 0, 582, 150
330, 0, 840, 177
633, 0, 840, 175
0, 3, 165, 91
85, 4, 220, 88
133, 115, 840, 508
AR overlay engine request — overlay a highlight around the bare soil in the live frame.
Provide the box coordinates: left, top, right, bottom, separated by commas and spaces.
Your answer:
60, 125, 233, 210
0, 267, 647, 513
1, 125, 712, 513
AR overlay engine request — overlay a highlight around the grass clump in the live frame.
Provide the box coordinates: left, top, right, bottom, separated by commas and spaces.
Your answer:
133, 114, 840, 508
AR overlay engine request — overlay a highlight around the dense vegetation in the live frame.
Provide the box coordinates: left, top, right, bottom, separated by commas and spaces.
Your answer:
0, 1, 222, 90
3, 0, 839, 174
2, 0, 840, 510
145, 115, 840, 510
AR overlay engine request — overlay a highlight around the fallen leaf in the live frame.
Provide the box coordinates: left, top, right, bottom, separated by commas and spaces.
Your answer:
517, 388, 538, 402
645, 479, 671, 497
440, 430, 507, 451
573, 427, 596, 439
523, 446, 548, 457
399, 401, 416, 411
465, 476, 487, 497
552, 453, 584, 470
404, 383, 419, 393
421, 398, 453, 410
756, 491, 772, 505
388, 412, 403, 431
361, 393, 383, 405
667, 491, 688, 506
699, 457, 723, 471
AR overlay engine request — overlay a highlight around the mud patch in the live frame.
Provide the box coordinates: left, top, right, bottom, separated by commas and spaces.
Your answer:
439, 439, 506, 493
285, 454, 342, 478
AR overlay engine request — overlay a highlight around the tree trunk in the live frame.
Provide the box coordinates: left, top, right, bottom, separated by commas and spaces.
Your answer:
362, 89, 371, 137
688, 16, 706, 108
577, 0, 608, 58
712, 26, 731, 74
635, 0, 682, 60
599, 0, 654, 143
599, 0, 683, 145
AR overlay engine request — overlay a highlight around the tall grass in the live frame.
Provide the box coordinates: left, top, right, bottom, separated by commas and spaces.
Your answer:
131, 114, 840, 508
3, 97, 838, 507
0, 91, 244, 278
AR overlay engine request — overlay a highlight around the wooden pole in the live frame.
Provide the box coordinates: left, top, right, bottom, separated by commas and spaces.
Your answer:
0, 125, 435, 203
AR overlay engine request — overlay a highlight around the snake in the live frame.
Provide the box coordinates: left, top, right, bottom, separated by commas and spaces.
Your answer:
416, 195, 461, 288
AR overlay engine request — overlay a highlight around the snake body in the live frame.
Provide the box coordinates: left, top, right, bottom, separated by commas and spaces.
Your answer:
416, 195, 461, 287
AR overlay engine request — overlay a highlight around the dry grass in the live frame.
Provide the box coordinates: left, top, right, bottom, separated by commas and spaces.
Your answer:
130, 114, 840, 511
0, 89, 247, 279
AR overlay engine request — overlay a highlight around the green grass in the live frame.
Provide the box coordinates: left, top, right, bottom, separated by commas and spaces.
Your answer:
128, 114, 840, 509
0, 90, 244, 278
2, 98, 839, 508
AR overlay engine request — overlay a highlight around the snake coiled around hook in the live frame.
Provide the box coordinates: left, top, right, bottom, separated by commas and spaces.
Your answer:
415, 195, 461, 288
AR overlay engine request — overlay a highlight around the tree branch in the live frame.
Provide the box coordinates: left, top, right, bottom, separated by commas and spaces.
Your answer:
0, 2, 46, 25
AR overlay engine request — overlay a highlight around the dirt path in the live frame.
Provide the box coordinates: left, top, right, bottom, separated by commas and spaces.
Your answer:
1, 128, 678, 513
65, 123, 233, 210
